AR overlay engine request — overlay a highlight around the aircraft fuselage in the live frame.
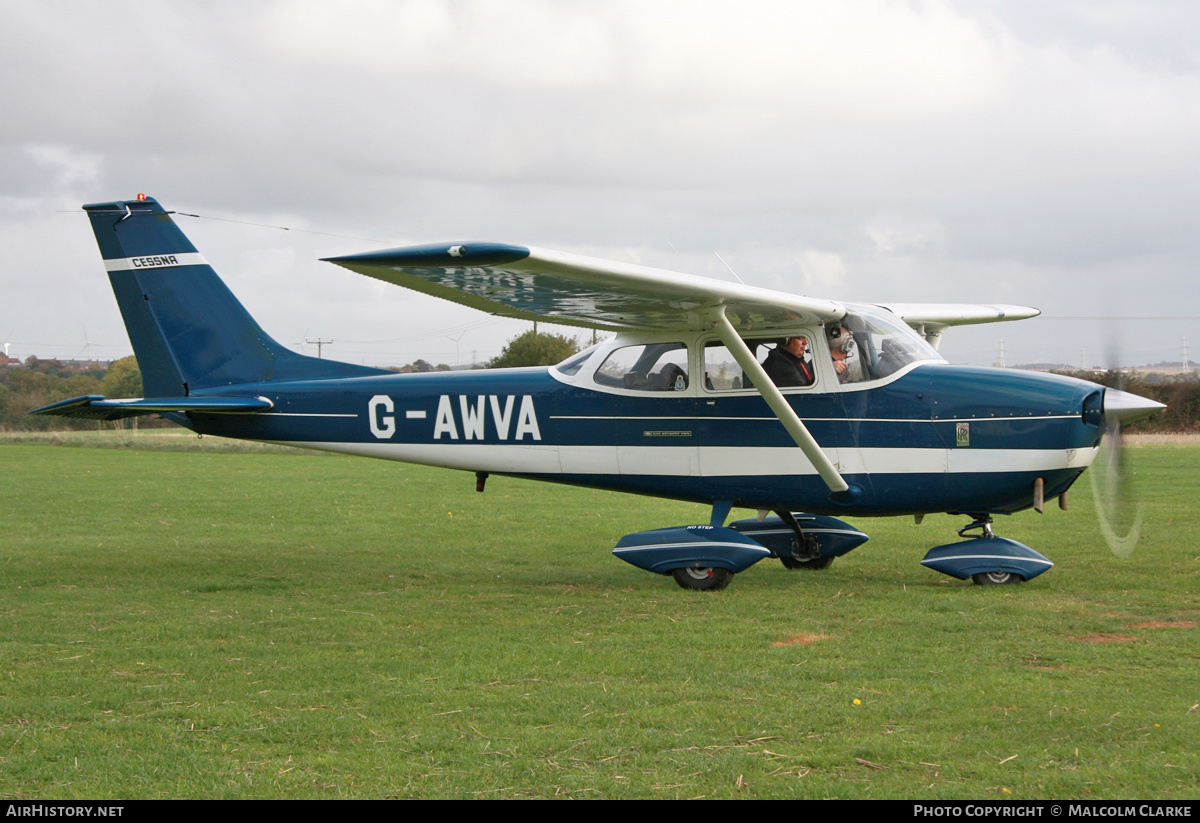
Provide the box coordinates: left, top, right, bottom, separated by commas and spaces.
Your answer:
177, 353, 1102, 518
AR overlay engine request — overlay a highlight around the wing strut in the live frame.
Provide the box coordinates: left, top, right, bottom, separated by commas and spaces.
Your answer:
707, 307, 849, 494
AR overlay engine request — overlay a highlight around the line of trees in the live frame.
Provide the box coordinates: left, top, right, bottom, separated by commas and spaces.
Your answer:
0, 355, 151, 431
386, 359, 452, 373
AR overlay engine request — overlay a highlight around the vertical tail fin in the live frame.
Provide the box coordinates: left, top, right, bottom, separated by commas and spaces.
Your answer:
84, 196, 384, 396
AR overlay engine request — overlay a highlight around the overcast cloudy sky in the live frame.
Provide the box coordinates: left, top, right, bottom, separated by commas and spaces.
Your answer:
3, 0, 1198, 369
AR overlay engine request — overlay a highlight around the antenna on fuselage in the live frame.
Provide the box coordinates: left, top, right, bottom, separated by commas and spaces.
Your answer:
713, 252, 745, 285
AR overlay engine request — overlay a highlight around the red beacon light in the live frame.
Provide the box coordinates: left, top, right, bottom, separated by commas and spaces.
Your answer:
136, 193, 146, 201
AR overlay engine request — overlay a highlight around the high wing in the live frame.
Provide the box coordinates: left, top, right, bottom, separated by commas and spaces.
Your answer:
871, 303, 1041, 348
325, 243, 1040, 341
324, 243, 846, 332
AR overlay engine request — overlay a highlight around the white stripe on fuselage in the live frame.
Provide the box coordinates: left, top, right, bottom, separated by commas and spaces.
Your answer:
261, 412, 357, 418
268, 441, 1098, 477
551, 414, 1081, 424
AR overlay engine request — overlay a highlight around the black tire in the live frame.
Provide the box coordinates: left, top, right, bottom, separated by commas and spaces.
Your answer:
972, 571, 1024, 586
671, 567, 733, 591
780, 555, 835, 570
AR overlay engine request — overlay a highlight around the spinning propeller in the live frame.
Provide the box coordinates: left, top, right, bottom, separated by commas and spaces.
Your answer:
1090, 381, 1164, 559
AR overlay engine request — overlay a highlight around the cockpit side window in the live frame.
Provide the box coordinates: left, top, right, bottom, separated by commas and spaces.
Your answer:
703, 337, 817, 391
593, 343, 689, 391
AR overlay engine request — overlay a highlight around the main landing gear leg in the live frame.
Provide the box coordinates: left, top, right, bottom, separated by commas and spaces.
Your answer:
774, 510, 835, 571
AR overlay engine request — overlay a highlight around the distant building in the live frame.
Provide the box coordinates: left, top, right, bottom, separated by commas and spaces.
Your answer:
58, 359, 113, 372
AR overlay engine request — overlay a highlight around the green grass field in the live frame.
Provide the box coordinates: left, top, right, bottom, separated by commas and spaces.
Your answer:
1, 435, 1196, 799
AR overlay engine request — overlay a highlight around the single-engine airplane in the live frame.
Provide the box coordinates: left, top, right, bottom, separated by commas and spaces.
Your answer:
35, 195, 1165, 590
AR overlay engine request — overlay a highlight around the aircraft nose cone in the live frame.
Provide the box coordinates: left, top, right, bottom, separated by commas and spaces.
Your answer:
1103, 388, 1166, 425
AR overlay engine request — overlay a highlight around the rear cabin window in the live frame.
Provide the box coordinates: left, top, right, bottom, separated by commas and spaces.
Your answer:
593, 343, 689, 391
554, 344, 600, 376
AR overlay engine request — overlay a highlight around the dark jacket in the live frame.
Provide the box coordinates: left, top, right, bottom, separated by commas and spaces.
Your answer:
761, 345, 814, 387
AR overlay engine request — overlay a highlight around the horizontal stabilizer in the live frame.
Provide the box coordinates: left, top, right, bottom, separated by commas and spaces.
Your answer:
30, 394, 274, 421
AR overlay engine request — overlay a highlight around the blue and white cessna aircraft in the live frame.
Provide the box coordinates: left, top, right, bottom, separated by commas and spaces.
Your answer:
35, 195, 1164, 590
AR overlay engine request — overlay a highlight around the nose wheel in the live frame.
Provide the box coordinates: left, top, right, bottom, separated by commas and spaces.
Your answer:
972, 571, 1023, 586
671, 567, 733, 591
961, 517, 1025, 585
921, 515, 1048, 585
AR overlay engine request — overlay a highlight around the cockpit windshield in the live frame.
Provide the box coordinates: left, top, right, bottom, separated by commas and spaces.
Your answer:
835, 309, 944, 382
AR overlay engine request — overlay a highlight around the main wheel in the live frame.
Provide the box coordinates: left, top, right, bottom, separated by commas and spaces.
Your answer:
972, 571, 1024, 586
780, 555, 835, 570
671, 566, 733, 591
